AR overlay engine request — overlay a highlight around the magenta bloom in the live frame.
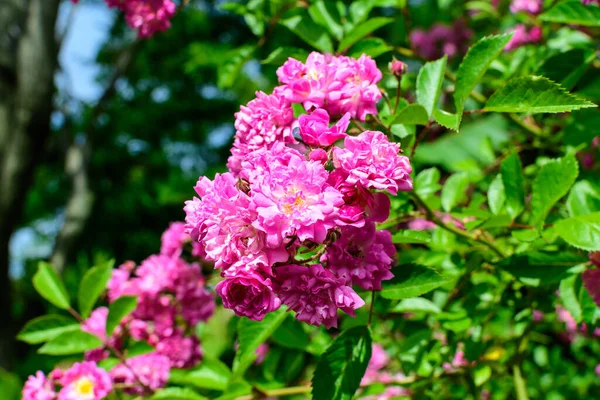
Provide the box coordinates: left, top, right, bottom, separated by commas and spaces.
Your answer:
184, 172, 277, 269
155, 332, 202, 368
111, 353, 170, 395
273, 264, 365, 328
333, 130, 412, 195
160, 222, 189, 258
510, 0, 543, 14
505, 25, 543, 51
82, 307, 109, 343
298, 109, 349, 147
323, 223, 396, 291
122, 0, 176, 38
216, 267, 281, 321
410, 20, 472, 60
227, 91, 295, 174
249, 148, 344, 248
277, 53, 382, 121
583, 267, 600, 307
58, 362, 112, 400
22, 372, 56, 400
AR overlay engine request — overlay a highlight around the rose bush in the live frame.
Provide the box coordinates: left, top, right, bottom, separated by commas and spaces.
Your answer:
18, 0, 600, 399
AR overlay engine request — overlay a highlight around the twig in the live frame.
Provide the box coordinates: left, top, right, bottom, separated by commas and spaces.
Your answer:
411, 123, 432, 157
411, 192, 505, 259
368, 290, 376, 326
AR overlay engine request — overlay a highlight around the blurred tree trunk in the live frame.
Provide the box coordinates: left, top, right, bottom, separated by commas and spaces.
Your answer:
0, 0, 60, 369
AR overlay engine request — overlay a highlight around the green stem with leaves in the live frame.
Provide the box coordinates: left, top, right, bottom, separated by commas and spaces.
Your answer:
411, 192, 506, 259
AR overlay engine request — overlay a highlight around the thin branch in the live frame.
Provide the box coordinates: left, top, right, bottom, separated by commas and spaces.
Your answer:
411, 192, 506, 259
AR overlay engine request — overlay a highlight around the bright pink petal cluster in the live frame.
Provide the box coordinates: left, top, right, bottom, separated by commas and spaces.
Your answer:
22, 372, 56, 400
228, 91, 296, 174
110, 353, 170, 395
58, 362, 112, 400
510, 0, 543, 14
333, 130, 413, 195
505, 25, 543, 51
185, 54, 412, 328
102, 0, 176, 38
273, 264, 365, 328
277, 52, 382, 121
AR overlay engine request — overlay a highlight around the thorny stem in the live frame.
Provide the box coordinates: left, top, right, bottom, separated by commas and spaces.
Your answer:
411, 192, 506, 259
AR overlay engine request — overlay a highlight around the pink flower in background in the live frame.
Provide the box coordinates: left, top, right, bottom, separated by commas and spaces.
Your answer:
216, 267, 281, 321
124, 0, 176, 38
22, 372, 56, 400
324, 223, 395, 291
510, 0, 543, 14
505, 25, 543, 51
361, 343, 390, 386
160, 222, 189, 258
443, 350, 474, 373
111, 353, 170, 394
58, 362, 112, 400
582, 0, 600, 5
155, 332, 202, 368
583, 267, 600, 307
596, 364, 600, 375
274, 264, 365, 328
410, 20, 473, 60
228, 91, 295, 174
82, 308, 109, 343
333, 130, 412, 195
255, 343, 269, 364
298, 109, 350, 147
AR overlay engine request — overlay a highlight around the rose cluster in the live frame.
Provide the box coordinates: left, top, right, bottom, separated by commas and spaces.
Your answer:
185, 52, 413, 329
23, 223, 214, 399
23, 362, 112, 400
409, 20, 473, 61
70, 0, 175, 38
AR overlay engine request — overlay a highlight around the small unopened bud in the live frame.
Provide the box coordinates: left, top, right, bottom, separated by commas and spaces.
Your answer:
389, 58, 407, 77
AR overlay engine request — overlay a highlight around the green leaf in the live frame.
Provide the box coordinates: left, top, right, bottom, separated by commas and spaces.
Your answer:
106, 296, 138, 336
312, 326, 372, 400
530, 154, 579, 227
17, 315, 79, 344
233, 308, 287, 377
566, 181, 600, 217
537, 49, 592, 91
150, 387, 207, 400
169, 358, 232, 391
349, 0, 377, 24
454, 34, 513, 116
338, 17, 394, 52
540, 0, 600, 27
414, 167, 441, 199
500, 152, 525, 219
309, 1, 344, 40
488, 174, 506, 215
554, 212, 600, 251
391, 230, 431, 244
416, 56, 447, 118
261, 47, 308, 65
38, 330, 103, 355
348, 38, 393, 59
272, 316, 311, 352
217, 46, 255, 89
391, 298, 441, 314
390, 104, 430, 126
499, 252, 586, 286
78, 260, 114, 319
484, 76, 597, 113
474, 365, 492, 387
559, 275, 582, 323
280, 14, 334, 53
32, 262, 70, 310
381, 264, 449, 300
564, 109, 600, 147
441, 172, 470, 212
433, 109, 459, 131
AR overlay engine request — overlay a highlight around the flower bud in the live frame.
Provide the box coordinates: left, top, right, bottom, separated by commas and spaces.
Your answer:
389, 58, 407, 77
